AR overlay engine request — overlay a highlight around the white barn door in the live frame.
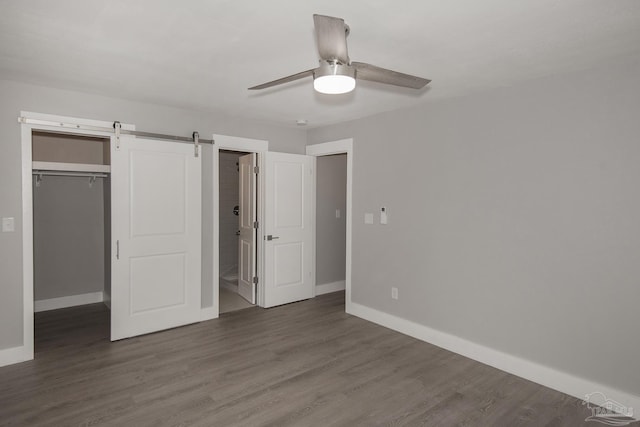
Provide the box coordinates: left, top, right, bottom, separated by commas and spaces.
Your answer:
238, 153, 257, 304
263, 152, 314, 308
111, 136, 201, 340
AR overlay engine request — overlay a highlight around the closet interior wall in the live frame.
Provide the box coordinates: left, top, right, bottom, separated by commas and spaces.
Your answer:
32, 131, 111, 309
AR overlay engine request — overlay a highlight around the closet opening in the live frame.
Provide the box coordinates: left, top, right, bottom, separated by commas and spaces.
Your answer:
218, 149, 257, 314
315, 153, 347, 296
31, 130, 111, 352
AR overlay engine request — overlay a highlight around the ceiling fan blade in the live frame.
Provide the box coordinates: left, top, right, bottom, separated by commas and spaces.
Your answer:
351, 62, 431, 89
248, 68, 315, 90
313, 14, 349, 64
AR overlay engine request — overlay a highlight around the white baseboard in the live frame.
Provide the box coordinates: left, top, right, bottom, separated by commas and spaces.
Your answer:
348, 302, 640, 413
201, 306, 218, 321
35, 291, 104, 312
0, 345, 32, 367
316, 280, 346, 295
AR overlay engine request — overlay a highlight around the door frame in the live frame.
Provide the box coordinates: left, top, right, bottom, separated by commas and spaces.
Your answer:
17, 111, 135, 365
211, 135, 268, 315
306, 138, 353, 312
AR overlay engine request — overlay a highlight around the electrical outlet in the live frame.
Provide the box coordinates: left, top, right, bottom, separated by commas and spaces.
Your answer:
364, 213, 374, 224
391, 287, 398, 300
2, 217, 15, 232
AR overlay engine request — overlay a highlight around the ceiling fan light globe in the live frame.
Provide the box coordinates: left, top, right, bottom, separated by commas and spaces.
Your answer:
313, 75, 356, 94
313, 62, 356, 94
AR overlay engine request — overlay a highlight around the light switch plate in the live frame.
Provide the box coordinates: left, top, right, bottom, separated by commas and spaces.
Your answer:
2, 217, 15, 232
364, 213, 374, 224
336, 209, 341, 219
380, 207, 388, 225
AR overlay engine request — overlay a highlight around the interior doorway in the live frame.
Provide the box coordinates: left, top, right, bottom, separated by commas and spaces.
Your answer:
212, 135, 268, 315
218, 149, 255, 313
306, 139, 353, 311
30, 129, 112, 353
315, 153, 347, 296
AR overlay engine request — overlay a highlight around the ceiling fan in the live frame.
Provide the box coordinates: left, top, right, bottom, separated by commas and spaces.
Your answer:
248, 14, 431, 94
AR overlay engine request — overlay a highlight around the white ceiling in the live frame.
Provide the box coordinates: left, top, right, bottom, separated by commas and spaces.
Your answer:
1, 0, 640, 128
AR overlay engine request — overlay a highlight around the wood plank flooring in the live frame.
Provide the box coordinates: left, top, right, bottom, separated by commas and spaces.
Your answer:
0, 292, 595, 426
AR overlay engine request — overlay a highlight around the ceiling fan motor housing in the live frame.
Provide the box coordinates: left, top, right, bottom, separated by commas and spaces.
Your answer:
313, 61, 356, 94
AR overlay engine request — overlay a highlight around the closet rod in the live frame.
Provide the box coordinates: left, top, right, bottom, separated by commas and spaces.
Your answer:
18, 117, 215, 145
32, 170, 109, 178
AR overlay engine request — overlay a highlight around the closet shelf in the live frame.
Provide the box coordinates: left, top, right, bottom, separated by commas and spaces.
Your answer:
32, 161, 110, 174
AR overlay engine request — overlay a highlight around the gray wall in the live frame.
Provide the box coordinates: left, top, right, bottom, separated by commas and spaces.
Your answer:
32, 132, 109, 164
308, 56, 640, 397
219, 151, 243, 274
316, 154, 347, 285
0, 79, 306, 351
33, 176, 105, 300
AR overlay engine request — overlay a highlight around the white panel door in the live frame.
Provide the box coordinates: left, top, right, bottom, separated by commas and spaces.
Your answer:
263, 152, 314, 308
238, 153, 257, 304
111, 136, 201, 340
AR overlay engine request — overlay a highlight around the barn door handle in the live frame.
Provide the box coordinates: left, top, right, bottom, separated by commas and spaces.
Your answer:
266, 235, 279, 241
116, 240, 120, 260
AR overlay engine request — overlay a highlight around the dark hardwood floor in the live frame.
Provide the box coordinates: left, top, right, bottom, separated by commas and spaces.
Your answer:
0, 292, 595, 426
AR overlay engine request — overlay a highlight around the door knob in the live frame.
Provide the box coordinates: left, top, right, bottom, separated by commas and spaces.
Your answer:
266, 235, 280, 241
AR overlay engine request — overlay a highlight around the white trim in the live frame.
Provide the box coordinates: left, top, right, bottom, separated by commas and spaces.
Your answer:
316, 280, 346, 295
306, 139, 352, 156
306, 139, 353, 312
212, 134, 268, 313
20, 122, 34, 364
255, 153, 266, 307
0, 345, 31, 368
348, 302, 640, 413
32, 162, 111, 173
200, 306, 217, 321
21, 111, 136, 131
310, 156, 317, 298
35, 291, 104, 312
213, 134, 268, 153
